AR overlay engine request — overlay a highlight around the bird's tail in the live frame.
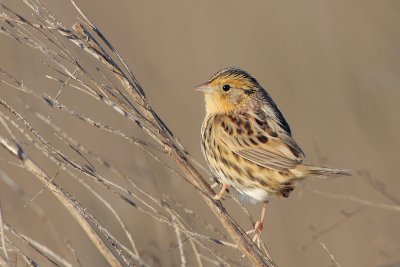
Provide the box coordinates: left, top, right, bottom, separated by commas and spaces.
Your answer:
296, 164, 351, 178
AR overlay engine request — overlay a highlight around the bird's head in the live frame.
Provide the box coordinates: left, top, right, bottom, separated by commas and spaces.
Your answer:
195, 67, 261, 115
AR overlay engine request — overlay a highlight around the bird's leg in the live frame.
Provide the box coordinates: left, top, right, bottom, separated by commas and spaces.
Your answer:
214, 182, 228, 200
247, 201, 268, 245
255, 201, 268, 233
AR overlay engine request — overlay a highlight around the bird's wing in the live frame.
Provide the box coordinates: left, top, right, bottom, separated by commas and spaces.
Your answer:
217, 114, 304, 173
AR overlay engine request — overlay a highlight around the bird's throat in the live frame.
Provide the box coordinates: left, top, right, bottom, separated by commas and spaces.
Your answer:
204, 94, 238, 115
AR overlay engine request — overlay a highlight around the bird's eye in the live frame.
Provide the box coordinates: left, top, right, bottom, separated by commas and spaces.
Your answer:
222, 84, 231, 92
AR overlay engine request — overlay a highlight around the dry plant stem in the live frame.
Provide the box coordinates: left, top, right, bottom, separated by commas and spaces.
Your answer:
162, 203, 230, 266
67, 8, 276, 266
68, 196, 146, 267
188, 237, 203, 267
166, 208, 187, 267
104, 163, 239, 264
4, 237, 38, 267
200, 255, 221, 266
43, 118, 146, 252
365, 173, 400, 205
320, 242, 341, 267
46, 134, 143, 262
1, 90, 236, 259
0, 2, 276, 266
2, 101, 224, 263
4, 223, 72, 267
0, 137, 123, 267
71, 171, 140, 257
1, 97, 159, 219
0, 254, 8, 267
0, 113, 145, 265
307, 187, 400, 213
168, 151, 275, 266
0, 166, 64, 246
65, 240, 82, 267
1, 70, 173, 182
301, 206, 365, 251
0, 206, 8, 263
22, 168, 60, 209
164, 204, 205, 266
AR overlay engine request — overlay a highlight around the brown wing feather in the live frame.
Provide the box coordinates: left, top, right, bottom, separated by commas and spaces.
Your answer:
216, 114, 304, 173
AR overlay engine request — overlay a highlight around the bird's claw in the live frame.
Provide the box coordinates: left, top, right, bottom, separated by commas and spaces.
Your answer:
213, 194, 224, 201
254, 220, 263, 233
246, 221, 264, 248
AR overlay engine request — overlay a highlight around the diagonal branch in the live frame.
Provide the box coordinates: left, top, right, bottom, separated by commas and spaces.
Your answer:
0, 136, 123, 267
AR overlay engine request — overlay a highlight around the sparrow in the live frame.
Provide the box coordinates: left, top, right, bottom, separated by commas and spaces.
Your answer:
196, 67, 350, 239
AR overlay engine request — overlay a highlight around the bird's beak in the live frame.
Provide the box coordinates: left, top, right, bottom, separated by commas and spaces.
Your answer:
194, 83, 213, 94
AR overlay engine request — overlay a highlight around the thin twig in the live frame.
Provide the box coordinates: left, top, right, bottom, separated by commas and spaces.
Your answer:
306, 187, 400, 212
22, 168, 61, 209
5, 223, 72, 267
4, 237, 38, 267
320, 242, 341, 267
0, 205, 9, 264
166, 207, 187, 267
65, 239, 82, 267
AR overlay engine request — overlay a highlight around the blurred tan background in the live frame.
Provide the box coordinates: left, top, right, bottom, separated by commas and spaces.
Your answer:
1, 0, 400, 266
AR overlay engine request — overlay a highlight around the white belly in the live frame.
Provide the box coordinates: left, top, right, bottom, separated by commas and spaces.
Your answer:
213, 170, 270, 203
240, 188, 270, 203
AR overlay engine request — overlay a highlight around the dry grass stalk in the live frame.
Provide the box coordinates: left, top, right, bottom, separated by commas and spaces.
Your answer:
4, 236, 38, 267
65, 239, 82, 267
306, 187, 400, 213
0, 0, 278, 266
0, 96, 235, 266
4, 223, 72, 267
165, 206, 187, 267
0, 109, 146, 266
320, 242, 341, 267
0, 136, 123, 267
0, 206, 9, 265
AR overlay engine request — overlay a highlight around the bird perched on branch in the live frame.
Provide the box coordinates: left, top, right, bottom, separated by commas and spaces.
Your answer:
196, 67, 350, 241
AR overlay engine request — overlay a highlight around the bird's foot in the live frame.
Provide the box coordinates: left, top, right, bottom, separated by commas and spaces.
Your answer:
246, 220, 264, 248
213, 194, 224, 201
213, 182, 228, 201
254, 220, 263, 233
246, 201, 268, 248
